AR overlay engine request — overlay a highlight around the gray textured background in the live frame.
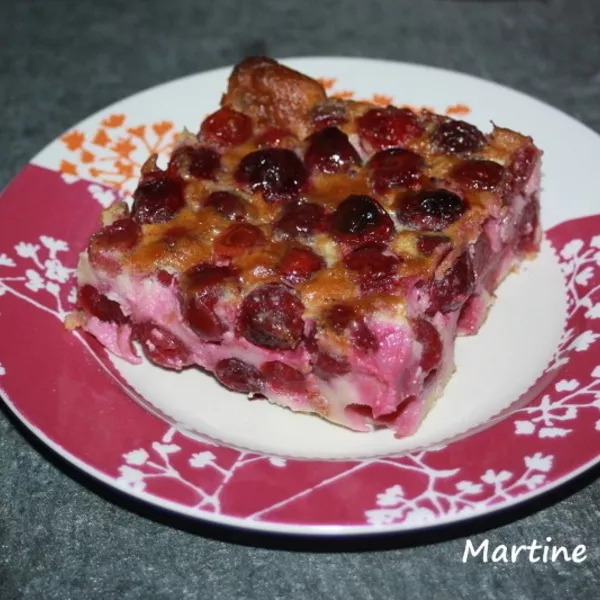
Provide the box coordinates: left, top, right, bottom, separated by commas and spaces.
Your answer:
1, 0, 600, 598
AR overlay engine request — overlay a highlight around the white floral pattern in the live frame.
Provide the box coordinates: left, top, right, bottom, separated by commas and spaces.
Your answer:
0, 235, 76, 320
2, 174, 600, 530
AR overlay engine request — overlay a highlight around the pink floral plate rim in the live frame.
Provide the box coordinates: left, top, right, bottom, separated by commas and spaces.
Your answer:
1, 58, 600, 536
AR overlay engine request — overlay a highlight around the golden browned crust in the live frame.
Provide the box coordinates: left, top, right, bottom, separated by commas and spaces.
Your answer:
92, 58, 539, 320
221, 56, 327, 138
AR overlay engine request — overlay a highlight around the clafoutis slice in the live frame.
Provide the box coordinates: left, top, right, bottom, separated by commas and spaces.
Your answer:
69, 57, 542, 437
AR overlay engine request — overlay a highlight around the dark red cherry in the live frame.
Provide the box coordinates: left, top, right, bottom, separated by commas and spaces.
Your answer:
516, 199, 540, 253
471, 232, 494, 278
278, 246, 325, 285
234, 149, 307, 203
434, 120, 485, 154
183, 263, 237, 296
367, 148, 423, 194
322, 304, 379, 352
180, 264, 237, 341
131, 173, 184, 224
215, 358, 264, 393
214, 223, 265, 257
396, 189, 467, 231
427, 252, 475, 314
451, 159, 505, 191
261, 361, 306, 394
313, 350, 351, 380
330, 195, 394, 246
304, 127, 361, 174
88, 218, 141, 272
168, 145, 220, 180
89, 218, 140, 252
323, 303, 357, 334
357, 107, 423, 151
133, 322, 191, 369
204, 191, 246, 221
352, 320, 379, 352
199, 107, 253, 148
505, 145, 538, 198
275, 201, 326, 238
417, 234, 452, 257
239, 284, 305, 350
412, 318, 442, 374
77, 285, 127, 324
345, 245, 400, 294
182, 295, 226, 342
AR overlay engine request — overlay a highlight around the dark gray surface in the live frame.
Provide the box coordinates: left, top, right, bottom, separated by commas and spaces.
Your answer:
1, 0, 600, 598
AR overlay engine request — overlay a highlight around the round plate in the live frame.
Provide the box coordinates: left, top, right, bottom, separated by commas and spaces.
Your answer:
2, 57, 600, 536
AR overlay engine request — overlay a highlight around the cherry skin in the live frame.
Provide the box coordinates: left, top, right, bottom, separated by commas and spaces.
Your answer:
199, 107, 253, 148
238, 284, 305, 350
304, 127, 361, 174
434, 120, 485, 154
235, 149, 307, 203
215, 358, 264, 393
396, 189, 467, 231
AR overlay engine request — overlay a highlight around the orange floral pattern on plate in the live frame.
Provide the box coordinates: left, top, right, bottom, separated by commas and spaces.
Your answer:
59, 114, 178, 192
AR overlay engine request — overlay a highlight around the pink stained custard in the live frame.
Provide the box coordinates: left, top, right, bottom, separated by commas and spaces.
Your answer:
70, 57, 542, 437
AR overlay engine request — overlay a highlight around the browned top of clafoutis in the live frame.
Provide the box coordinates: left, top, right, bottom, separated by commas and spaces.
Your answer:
88, 56, 540, 322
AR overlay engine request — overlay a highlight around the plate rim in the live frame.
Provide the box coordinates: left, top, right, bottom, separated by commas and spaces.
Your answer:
2, 55, 600, 536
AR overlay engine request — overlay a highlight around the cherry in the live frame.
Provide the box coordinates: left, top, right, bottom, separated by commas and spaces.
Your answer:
182, 295, 226, 342
434, 120, 485, 154
131, 172, 184, 224
323, 303, 357, 334
89, 218, 140, 252
471, 232, 493, 278
427, 252, 475, 314
278, 245, 325, 285
78, 285, 127, 324
214, 223, 265, 257
133, 322, 190, 368
215, 358, 263, 393
238, 284, 305, 350
352, 321, 379, 352
367, 148, 423, 194
168, 145, 220, 180
313, 350, 351, 380
261, 361, 306, 394
180, 263, 238, 341
304, 127, 361, 174
322, 304, 379, 352
396, 189, 467, 231
450, 159, 505, 191
344, 245, 400, 294
505, 145, 537, 197
88, 218, 141, 272
204, 191, 247, 221
157, 270, 175, 286
516, 200, 539, 253
183, 263, 238, 296
411, 318, 442, 374
357, 107, 423, 151
417, 234, 452, 257
330, 195, 394, 246
310, 99, 348, 130
274, 201, 326, 238
234, 149, 307, 203
199, 107, 253, 148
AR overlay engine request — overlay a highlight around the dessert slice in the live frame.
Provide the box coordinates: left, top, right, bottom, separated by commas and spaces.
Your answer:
71, 57, 542, 437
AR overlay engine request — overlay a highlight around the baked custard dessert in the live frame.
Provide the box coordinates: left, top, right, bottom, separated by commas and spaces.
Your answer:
70, 57, 542, 437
